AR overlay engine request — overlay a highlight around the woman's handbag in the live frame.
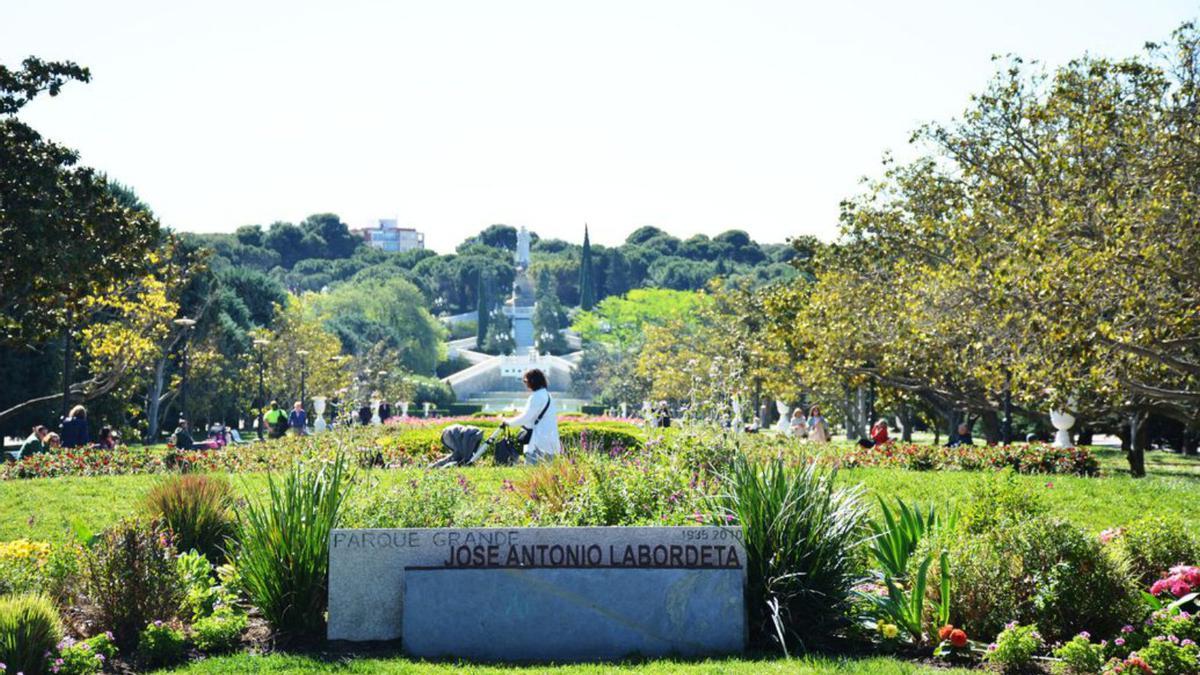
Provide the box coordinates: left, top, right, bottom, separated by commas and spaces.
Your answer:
516, 396, 552, 446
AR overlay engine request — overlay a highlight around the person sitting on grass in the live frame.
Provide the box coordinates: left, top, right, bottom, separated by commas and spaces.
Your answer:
871, 418, 890, 445
19, 425, 49, 459
172, 419, 198, 450
95, 425, 117, 450
288, 401, 307, 436
60, 404, 89, 448
950, 422, 975, 447
45, 432, 61, 450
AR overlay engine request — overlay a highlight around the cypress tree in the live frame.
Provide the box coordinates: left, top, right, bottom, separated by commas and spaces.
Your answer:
579, 224, 595, 310
475, 269, 489, 350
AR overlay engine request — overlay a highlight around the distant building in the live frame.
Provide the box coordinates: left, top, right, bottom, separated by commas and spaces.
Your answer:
355, 219, 425, 252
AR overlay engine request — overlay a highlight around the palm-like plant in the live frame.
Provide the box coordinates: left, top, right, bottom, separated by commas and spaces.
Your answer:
231, 451, 352, 638
710, 456, 869, 654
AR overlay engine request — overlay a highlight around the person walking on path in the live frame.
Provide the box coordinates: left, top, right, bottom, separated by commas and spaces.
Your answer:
503, 368, 561, 465
264, 401, 288, 439
807, 405, 830, 443
288, 401, 308, 436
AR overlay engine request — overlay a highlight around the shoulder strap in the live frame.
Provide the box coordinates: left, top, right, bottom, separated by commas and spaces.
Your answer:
531, 394, 552, 427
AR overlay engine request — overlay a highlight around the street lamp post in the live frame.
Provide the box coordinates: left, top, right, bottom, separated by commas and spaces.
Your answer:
173, 318, 197, 424
296, 349, 310, 408
253, 338, 269, 440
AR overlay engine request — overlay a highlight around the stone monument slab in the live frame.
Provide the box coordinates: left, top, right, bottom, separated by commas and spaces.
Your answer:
327, 526, 746, 660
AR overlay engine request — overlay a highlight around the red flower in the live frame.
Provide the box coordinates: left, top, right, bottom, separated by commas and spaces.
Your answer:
938, 624, 954, 641
949, 629, 968, 648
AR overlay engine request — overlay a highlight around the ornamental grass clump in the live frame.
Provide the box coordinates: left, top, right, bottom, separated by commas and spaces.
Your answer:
144, 473, 235, 563
231, 452, 352, 639
709, 456, 868, 654
0, 593, 62, 675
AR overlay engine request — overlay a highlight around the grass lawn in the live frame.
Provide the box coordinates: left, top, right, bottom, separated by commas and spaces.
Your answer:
4, 448, 1198, 543
155, 652, 973, 674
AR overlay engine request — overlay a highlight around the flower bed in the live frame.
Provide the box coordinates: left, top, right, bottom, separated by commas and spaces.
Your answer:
0, 418, 645, 480
832, 441, 1100, 476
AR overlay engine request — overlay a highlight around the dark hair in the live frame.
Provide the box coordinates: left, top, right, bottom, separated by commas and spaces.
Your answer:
523, 368, 548, 391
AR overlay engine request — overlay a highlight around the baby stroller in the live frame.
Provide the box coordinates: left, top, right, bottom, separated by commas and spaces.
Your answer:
431, 424, 520, 468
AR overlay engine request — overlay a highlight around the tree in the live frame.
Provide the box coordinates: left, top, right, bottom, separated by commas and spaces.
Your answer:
300, 213, 360, 259
482, 308, 515, 355
579, 225, 595, 310
244, 298, 348, 408
475, 269, 490, 350
1, 57, 162, 346
604, 248, 632, 298
533, 268, 568, 354
309, 277, 445, 375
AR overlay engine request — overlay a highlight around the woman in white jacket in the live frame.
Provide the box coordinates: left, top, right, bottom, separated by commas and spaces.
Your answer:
504, 368, 561, 464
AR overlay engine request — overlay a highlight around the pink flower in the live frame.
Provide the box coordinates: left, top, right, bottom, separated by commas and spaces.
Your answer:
1170, 579, 1192, 597
1116, 637, 1126, 646
1123, 625, 1135, 633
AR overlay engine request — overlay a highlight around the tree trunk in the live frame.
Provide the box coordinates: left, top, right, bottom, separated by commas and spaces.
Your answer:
60, 330, 74, 422
980, 410, 1001, 445
1128, 411, 1147, 478
1183, 428, 1198, 457
898, 402, 914, 442
145, 357, 167, 444
1076, 427, 1094, 446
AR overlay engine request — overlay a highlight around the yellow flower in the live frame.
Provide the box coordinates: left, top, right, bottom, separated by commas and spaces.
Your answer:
0, 539, 52, 564
879, 622, 899, 639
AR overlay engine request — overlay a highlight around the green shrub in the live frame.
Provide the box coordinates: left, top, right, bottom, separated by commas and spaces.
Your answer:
709, 456, 868, 653
1137, 636, 1200, 675
1114, 515, 1200, 585
1054, 634, 1106, 674
985, 622, 1042, 673
0, 593, 62, 675
137, 620, 186, 668
56, 632, 117, 675
960, 470, 1048, 534
80, 518, 183, 648
945, 516, 1139, 643
232, 453, 352, 638
191, 610, 247, 653
342, 471, 469, 528
177, 550, 235, 621
561, 422, 644, 455
144, 474, 236, 563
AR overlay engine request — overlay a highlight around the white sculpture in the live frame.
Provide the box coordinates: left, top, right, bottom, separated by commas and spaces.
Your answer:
1050, 408, 1076, 449
400, 401, 410, 418
370, 399, 381, 426
620, 402, 628, 419
731, 398, 742, 432
515, 226, 531, 267
423, 401, 432, 418
775, 400, 791, 434
312, 396, 327, 433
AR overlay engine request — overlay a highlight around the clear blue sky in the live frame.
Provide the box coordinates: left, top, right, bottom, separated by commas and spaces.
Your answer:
4, 0, 1195, 252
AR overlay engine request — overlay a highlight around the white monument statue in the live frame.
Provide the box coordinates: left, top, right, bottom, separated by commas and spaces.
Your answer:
400, 401, 410, 418
515, 226, 531, 267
